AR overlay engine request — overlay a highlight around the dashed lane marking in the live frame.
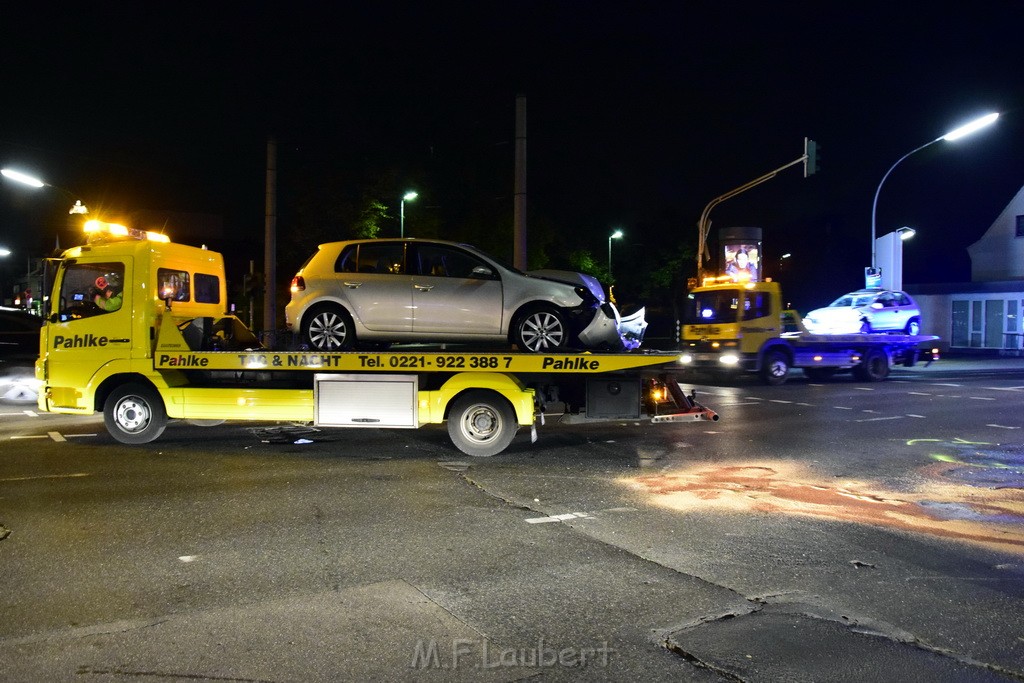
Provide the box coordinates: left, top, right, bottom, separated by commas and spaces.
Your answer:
968, 396, 997, 401
855, 387, 875, 391
769, 399, 793, 404
856, 416, 904, 422
908, 391, 932, 396
907, 414, 926, 418
834, 406, 854, 410
987, 424, 1021, 430
8, 433, 97, 442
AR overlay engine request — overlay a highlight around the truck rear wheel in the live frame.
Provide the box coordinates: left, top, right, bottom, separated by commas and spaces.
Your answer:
853, 348, 890, 381
104, 383, 168, 444
761, 349, 791, 386
447, 390, 518, 457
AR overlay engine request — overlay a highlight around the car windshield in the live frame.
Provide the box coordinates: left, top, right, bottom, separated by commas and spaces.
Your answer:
829, 293, 876, 308
684, 290, 741, 324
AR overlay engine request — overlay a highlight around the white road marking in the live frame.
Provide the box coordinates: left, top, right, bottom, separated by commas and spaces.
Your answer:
907, 391, 932, 396
23, 410, 37, 417
526, 512, 594, 524
769, 399, 793, 404
856, 416, 904, 422
855, 387, 875, 391
986, 424, 1021, 430
906, 414, 926, 418
968, 396, 996, 401
834, 406, 854, 410
0, 473, 90, 482
9, 435, 46, 440
982, 386, 1024, 392
931, 383, 962, 387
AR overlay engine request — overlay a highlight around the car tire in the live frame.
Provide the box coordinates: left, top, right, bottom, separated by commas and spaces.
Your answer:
904, 317, 921, 336
303, 304, 355, 351
513, 306, 568, 352
447, 390, 518, 457
853, 348, 890, 381
104, 382, 168, 445
761, 349, 791, 386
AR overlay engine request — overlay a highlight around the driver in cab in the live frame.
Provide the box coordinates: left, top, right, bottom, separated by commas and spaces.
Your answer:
93, 275, 123, 312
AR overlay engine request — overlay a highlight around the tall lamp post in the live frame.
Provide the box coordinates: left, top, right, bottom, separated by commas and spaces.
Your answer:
870, 112, 998, 272
1, 168, 89, 217
608, 229, 623, 276
400, 191, 418, 238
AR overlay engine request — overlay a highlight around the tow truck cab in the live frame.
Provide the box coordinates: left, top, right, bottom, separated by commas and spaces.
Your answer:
680, 280, 782, 371
37, 220, 231, 415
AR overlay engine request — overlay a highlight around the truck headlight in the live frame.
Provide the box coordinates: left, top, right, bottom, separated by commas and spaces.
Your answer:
679, 353, 693, 364
719, 353, 740, 365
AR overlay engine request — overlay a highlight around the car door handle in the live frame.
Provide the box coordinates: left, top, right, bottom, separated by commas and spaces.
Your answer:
342, 281, 363, 289
414, 284, 435, 291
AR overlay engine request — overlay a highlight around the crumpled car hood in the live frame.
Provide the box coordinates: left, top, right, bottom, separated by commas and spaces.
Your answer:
525, 269, 606, 303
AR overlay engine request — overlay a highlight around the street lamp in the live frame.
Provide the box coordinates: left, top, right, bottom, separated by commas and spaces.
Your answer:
400, 191, 418, 238
608, 229, 623, 276
1, 168, 89, 215
870, 112, 998, 271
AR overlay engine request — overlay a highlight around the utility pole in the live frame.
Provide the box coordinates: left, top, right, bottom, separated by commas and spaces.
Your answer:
263, 137, 277, 345
513, 95, 527, 270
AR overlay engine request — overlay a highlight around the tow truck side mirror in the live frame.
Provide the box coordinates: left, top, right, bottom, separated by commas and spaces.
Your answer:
165, 296, 173, 311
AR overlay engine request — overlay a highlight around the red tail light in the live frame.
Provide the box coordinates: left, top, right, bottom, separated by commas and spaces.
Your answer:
290, 276, 305, 293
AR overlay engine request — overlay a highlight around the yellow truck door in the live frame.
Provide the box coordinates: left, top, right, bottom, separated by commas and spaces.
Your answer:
41, 257, 134, 411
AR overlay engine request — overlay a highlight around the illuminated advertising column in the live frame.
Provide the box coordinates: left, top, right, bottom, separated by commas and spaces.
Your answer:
718, 227, 763, 283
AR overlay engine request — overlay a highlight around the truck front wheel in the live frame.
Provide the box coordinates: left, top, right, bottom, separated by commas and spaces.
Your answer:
761, 349, 791, 386
447, 390, 518, 457
104, 383, 168, 444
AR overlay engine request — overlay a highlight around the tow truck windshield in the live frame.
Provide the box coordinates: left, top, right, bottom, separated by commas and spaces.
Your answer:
684, 289, 741, 325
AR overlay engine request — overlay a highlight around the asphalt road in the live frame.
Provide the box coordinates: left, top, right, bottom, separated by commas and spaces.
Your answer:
1, 358, 1022, 681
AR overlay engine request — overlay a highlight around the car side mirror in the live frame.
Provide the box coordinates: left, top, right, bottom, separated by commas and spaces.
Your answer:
870, 302, 884, 310
471, 266, 493, 279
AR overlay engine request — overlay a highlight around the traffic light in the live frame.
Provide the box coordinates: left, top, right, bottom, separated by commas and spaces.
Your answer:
242, 272, 263, 297
804, 137, 820, 177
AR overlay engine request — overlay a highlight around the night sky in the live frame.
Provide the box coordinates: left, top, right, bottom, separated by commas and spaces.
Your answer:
2, 2, 1022, 312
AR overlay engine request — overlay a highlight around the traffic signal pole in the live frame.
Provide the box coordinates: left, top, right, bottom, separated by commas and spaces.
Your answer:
695, 139, 818, 283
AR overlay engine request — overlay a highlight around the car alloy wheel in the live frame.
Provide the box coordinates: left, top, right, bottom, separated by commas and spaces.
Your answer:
515, 308, 567, 352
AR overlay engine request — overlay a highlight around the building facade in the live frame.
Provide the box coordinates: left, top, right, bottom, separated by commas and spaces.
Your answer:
907, 185, 1024, 354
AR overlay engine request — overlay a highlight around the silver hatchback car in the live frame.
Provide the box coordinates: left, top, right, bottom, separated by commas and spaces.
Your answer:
284, 239, 642, 352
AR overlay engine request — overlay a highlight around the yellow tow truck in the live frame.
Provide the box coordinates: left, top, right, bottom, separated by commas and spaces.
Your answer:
35, 222, 717, 456
679, 279, 938, 385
